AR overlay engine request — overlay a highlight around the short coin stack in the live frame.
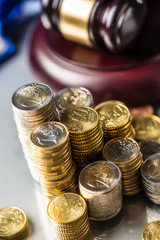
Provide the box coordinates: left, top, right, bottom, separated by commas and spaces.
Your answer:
95, 101, 135, 142
0, 206, 28, 239
61, 106, 104, 172
79, 161, 122, 221
47, 193, 92, 240
103, 137, 143, 196
12, 83, 56, 181
142, 220, 160, 240
133, 115, 160, 141
55, 87, 94, 119
30, 121, 77, 199
141, 153, 160, 204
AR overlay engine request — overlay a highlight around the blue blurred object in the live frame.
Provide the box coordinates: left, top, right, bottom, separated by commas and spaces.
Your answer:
0, 0, 41, 62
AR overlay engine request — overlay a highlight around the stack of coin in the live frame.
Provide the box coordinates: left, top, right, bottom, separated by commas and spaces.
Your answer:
47, 193, 92, 240
30, 121, 77, 199
133, 115, 160, 141
55, 87, 94, 119
79, 161, 122, 221
141, 153, 160, 204
0, 206, 28, 239
103, 137, 143, 196
61, 106, 104, 172
95, 101, 135, 142
142, 220, 160, 240
12, 83, 57, 181
139, 139, 160, 162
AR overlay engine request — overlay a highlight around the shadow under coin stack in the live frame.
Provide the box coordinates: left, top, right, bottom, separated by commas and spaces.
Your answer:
103, 137, 143, 196
61, 106, 104, 172
55, 87, 94, 120
30, 122, 77, 199
47, 193, 92, 240
141, 153, 160, 204
95, 101, 135, 143
12, 83, 56, 181
79, 161, 122, 221
133, 115, 160, 141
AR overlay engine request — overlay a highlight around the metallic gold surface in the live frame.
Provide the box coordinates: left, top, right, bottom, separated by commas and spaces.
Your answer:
60, 0, 96, 46
0, 207, 28, 239
142, 220, 160, 240
61, 106, 104, 171
30, 121, 77, 199
12, 83, 57, 181
47, 193, 92, 239
95, 101, 135, 142
103, 137, 142, 196
133, 115, 160, 141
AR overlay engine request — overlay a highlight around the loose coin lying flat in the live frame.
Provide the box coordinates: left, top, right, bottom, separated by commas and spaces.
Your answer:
142, 220, 160, 240
0, 206, 28, 239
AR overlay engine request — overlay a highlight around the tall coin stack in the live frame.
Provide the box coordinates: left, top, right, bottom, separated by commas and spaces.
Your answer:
103, 137, 143, 196
141, 153, 160, 204
61, 106, 104, 172
79, 161, 122, 221
95, 101, 135, 142
47, 193, 92, 240
30, 121, 77, 199
55, 87, 94, 119
12, 83, 56, 181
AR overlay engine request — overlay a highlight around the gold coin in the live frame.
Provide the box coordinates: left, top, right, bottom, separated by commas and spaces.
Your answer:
133, 115, 160, 141
61, 107, 98, 133
47, 193, 87, 223
142, 220, 160, 240
95, 101, 130, 130
0, 206, 28, 239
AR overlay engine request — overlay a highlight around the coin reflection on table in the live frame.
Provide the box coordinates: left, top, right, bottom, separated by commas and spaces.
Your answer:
79, 161, 122, 221
12, 83, 57, 181
141, 153, 160, 204
103, 137, 143, 196
95, 101, 135, 142
142, 220, 160, 240
146, 199, 160, 223
133, 115, 160, 141
47, 193, 93, 240
0, 206, 28, 239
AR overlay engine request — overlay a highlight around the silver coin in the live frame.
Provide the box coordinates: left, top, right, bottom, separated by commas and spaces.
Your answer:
139, 139, 160, 162
12, 82, 53, 111
55, 87, 94, 114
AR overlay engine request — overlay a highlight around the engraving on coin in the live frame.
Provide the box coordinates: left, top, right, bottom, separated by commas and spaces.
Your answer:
48, 193, 86, 222
147, 158, 160, 180
62, 107, 98, 132
95, 101, 129, 128
133, 115, 160, 140
35, 124, 63, 146
0, 207, 27, 237
143, 221, 160, 240
107, 139, 135, 161
58, 89, 87, 110
86, 165, 115, 188
17, 86, 46, 108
